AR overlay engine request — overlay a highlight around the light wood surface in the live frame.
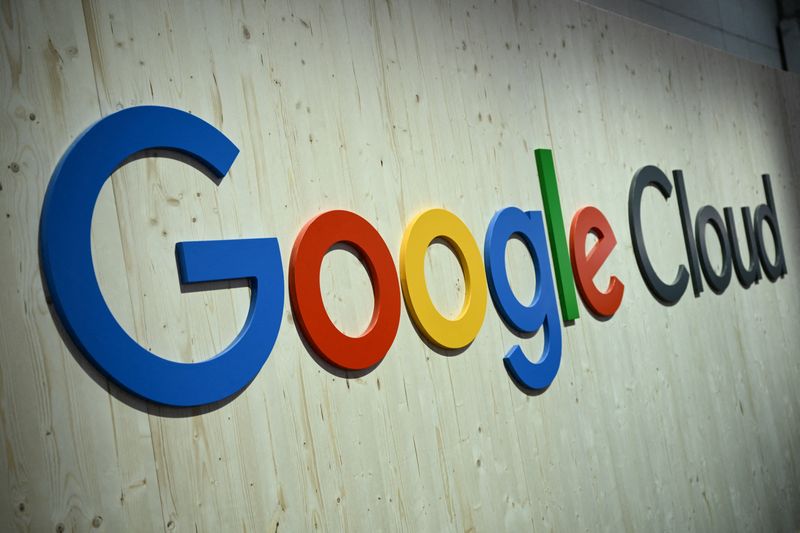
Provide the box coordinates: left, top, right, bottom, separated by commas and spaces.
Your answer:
1, 0, 799, 531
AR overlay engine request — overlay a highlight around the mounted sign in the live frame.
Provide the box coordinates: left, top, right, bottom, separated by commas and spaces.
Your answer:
39, 106, 787, 407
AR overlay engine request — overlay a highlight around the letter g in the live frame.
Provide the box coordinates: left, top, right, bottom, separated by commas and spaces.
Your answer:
40, 106, 283, 407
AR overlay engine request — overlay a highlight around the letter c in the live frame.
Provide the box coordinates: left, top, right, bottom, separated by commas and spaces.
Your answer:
628, 166, 689, 305
40, 106, 284, 407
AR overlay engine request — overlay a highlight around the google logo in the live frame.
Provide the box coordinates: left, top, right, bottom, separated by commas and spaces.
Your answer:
40, 106, 787, 407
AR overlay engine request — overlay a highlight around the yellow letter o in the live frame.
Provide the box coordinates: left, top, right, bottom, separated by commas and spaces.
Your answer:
400, 208, 487, 350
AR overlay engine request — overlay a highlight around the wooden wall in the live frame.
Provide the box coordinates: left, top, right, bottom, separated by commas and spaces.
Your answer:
1, 0, 799, 531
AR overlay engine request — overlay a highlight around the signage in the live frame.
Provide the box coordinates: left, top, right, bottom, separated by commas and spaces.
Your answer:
40, 106, 787, 406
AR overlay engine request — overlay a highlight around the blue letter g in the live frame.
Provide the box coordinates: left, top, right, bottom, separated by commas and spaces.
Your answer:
40, 106, 283, 407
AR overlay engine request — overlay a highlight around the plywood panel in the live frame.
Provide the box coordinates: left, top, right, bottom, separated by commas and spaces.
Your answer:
0, 0, 164, 531
1, 0, 799, 531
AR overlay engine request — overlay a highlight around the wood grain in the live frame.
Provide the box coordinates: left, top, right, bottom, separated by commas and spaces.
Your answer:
1, 0, 799, 531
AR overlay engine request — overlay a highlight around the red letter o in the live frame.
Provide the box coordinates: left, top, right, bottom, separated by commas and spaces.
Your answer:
289, 210, 401, 370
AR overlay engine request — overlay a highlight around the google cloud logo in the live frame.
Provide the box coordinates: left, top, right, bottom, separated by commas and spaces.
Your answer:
40, 107, 787, 407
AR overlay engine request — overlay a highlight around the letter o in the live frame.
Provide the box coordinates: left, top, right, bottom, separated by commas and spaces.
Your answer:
695, 205, 732, 294
289, 210, 401, 370
400, 209, 487, 350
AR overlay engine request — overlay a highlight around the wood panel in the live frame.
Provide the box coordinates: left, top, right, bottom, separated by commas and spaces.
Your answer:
0, 0, 164, 531
1, 0, 799, 531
